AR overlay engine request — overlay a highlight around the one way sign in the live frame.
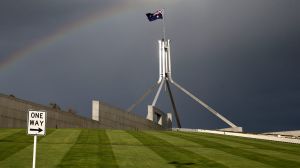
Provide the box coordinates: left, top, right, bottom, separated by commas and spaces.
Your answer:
27, 110, 47, 136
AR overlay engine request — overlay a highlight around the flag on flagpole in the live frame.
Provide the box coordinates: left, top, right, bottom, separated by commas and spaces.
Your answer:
146, 10, 163, 21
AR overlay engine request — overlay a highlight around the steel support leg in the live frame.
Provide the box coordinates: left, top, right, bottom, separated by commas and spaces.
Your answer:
165, 78, 181, 128
127, 83, 159, 112
152, 79, 165, 106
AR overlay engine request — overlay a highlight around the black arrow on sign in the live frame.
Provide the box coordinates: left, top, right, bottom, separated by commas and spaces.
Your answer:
30, 128, 43, 133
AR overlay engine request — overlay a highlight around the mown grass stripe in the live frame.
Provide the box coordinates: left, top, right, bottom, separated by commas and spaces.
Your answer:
99, 130, 118, 168
0, 128, 22, 140
198, 132, 300, 156
0, 129, 55, 161
40, 129, 81, 144
248, 148, 300, 163
0, 143, 73, 168
57, 129, 118, 168
107, 130, 174, 168
146, 131, 200, 147
127, 131, 228, 168
107, 130, 143, 146
57, 129, 98, 167
201, 133, 300, 161
147, 131, 274, 168
166, 131, 300, 168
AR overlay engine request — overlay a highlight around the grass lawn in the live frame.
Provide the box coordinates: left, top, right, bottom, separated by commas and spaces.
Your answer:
0, 128, 299, 168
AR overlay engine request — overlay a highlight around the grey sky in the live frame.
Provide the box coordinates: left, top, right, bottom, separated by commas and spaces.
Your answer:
0, 0, 299, 132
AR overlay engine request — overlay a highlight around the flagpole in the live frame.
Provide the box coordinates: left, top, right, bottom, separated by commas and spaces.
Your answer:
162, 9, 166, 40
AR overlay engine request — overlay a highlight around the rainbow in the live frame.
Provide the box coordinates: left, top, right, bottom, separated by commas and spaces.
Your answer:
0, 2, 133, 71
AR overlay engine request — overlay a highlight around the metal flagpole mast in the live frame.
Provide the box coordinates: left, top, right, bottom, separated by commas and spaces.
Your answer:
127, 9, 166, 112
162, 9, 166, 40
127, 9, 241, 131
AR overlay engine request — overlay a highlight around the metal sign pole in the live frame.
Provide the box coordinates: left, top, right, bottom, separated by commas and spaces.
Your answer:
32, 135, 37, 168
27, 110, 47, 168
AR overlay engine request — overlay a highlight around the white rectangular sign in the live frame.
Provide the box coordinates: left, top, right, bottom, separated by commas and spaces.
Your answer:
27, 110, 47, 136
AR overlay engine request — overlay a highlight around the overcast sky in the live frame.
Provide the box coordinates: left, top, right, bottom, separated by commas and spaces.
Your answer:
0, 0, 299, 132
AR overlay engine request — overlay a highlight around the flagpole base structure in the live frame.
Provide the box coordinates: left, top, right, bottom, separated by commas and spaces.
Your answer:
32, 135, 37, 168
128, 38, 242, 132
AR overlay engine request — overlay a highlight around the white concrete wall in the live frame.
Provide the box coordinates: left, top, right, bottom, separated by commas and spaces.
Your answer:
92, 100, 99, 121
173, 128, 300, 144
263, 130, 300, 137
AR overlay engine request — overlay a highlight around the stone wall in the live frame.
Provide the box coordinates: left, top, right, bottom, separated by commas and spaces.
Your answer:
92, 100, 163, 130
0, 93, 163, 130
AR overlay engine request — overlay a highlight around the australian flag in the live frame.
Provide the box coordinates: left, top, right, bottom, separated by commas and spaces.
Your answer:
146, 10, 163, 21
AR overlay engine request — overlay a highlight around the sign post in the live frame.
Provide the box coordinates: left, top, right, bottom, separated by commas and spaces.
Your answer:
33, 135, 37, 168
27, 110, 47, 168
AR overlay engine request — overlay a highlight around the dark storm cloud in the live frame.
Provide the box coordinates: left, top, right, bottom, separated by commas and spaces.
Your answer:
0, 0, 299, 132
0, 0, 122, 60
163, 0, 300, 132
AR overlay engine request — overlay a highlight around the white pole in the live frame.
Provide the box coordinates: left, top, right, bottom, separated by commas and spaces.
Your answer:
162, 41, 166, 77
158, 40, 163, 83
167, 40, 172, 79
162, 9, 166, 40
32, 135, 37, 168
152, 79, 165, 106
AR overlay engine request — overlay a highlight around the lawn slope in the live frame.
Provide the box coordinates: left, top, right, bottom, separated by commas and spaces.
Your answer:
0, 128, 299, 168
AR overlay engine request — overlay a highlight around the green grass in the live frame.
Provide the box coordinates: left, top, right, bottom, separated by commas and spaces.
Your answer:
0, 129, 299, 168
